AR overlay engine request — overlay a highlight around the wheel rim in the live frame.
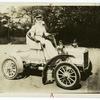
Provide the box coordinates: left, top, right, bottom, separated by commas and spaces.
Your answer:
2, 59, 17, 78
56, 64, 77, 87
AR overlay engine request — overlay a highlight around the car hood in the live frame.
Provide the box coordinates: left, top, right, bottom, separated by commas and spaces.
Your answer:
64, 46, 88, 54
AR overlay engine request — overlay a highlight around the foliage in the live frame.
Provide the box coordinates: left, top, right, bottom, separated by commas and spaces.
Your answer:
0, 6, 100, 47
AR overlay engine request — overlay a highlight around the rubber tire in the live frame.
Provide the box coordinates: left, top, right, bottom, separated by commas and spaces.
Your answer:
54, 62, 81, 90
2, 58, 18, 80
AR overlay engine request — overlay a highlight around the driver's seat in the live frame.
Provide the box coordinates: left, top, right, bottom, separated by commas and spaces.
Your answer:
26, 35, 42, 50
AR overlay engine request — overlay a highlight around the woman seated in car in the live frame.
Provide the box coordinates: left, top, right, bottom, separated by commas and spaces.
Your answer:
26, 14, 58, 59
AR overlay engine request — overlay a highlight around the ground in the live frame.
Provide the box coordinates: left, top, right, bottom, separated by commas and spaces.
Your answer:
0, 45, 99, 96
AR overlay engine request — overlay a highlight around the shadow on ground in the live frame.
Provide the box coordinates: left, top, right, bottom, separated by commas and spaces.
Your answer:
15, 68, 82, 90
16, 68, 42, 80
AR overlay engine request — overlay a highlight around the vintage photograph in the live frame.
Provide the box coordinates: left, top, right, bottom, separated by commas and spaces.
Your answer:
0, 3, 99, 96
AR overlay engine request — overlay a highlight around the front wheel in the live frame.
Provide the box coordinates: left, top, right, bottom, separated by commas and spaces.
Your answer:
54, 62, 81, 90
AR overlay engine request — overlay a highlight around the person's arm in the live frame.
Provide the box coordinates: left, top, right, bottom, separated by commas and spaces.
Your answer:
27, 26, 40, 43
27, 26, 35, 40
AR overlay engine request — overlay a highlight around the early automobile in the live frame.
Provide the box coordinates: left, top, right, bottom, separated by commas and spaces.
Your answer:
0, 35, 92, 90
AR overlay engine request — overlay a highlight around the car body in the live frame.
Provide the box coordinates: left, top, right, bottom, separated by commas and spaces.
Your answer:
64, 46, 90, 70
0, 42, 92, 90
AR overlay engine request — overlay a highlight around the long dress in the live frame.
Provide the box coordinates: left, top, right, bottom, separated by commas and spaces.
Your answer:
26, 21, 58, 60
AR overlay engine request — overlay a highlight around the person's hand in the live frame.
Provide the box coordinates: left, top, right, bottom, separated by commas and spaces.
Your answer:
45, 32, 52, 37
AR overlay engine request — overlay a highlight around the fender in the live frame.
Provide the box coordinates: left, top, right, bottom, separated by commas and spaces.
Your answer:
42, 54, 75, 85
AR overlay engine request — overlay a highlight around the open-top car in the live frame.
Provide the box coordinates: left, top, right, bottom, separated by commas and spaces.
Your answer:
0, 35, 92, 90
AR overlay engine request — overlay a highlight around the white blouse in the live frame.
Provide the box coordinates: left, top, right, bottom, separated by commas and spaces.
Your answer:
28, 21, 47, 37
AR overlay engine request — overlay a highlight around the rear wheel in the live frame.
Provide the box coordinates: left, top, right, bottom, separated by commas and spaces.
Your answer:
1, 55, 23, 80
54, 63, 81, 90
2, 59, 18, 79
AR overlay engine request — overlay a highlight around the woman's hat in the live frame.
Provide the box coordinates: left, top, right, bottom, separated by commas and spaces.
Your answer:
36, 14, 43, 18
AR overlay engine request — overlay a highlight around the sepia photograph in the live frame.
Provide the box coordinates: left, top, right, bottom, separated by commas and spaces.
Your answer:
0, 3, 99, 96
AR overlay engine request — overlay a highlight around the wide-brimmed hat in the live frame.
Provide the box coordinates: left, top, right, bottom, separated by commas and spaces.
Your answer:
35, 14, 43, 18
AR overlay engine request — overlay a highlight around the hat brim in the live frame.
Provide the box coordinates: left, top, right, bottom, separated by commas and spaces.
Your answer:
36, 15, 43, 18
36, 17, 42, 18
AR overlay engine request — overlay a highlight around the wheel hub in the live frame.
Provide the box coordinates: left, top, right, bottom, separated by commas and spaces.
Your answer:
63, 72, 70, 78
